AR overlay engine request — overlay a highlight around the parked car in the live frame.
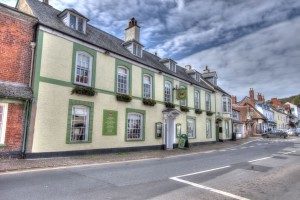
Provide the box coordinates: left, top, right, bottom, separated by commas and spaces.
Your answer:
262, 130, 288, 138
294, 129, 300, 137
287, 129, 297, 136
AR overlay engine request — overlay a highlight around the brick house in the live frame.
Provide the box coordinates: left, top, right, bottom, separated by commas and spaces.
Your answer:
0, 3, 37, 157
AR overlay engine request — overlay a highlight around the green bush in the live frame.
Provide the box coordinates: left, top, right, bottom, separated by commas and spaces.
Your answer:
71, 86, 95, 96
165, 102, 175, 108
195, 109, 202, 114
143, 98, 157, 106
180, 106, 189, 112
116, 93, 132, 102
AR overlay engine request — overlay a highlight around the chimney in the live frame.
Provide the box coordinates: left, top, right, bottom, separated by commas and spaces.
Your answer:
257, 93, 263, 102
185, 65, 192, 70
203, 66, 210, 74
43, 0, 49, 4
249, 88, 255, 106
125, 18, 140, 42
262, 95, 265, 103
232, 96, 237, 105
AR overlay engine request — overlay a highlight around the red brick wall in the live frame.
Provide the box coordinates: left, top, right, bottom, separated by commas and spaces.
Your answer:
0, 6, 36, 84
0, 104, 25, 153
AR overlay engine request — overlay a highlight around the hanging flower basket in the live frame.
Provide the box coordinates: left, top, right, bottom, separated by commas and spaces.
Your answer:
165, 102, 175, 108
206, 111, 214, 116
71, 86, 96, 96
116, 93, 132, 102
180, 106, 189, 112
143, 98, 156, 106
195, 109, 202, 114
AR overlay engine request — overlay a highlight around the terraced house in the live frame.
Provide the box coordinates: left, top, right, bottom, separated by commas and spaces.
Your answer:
16, 0, 232, 157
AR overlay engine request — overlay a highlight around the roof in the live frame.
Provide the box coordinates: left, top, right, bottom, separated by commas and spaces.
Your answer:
23, 0, 214, 91
0, 82, 32, 100
233, 103, 267, 122
58, 8, 89, 21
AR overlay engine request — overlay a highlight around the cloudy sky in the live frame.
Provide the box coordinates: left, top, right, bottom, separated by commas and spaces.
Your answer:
2, 0, 300, 101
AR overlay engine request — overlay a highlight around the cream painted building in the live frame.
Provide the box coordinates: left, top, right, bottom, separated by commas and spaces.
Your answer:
271, 107, 288, 129
18, 0, 232, 157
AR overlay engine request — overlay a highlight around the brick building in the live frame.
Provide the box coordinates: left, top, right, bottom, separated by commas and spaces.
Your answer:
0, 3, 37, 157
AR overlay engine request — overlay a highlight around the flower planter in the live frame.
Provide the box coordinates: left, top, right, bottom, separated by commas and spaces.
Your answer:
143, 98, 156, 106
180, 106, 189, 112
116, 94, 132, 102
165, 102, 175, 108
206, 111, 214, 116
71, 86, 96, 96
195, 109, 202, 114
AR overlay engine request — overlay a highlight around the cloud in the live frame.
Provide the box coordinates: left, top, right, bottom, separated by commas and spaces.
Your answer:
179, 16, 300, 100
0, 0, 17, 7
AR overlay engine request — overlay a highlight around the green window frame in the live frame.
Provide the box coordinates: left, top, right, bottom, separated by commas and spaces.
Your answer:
164, 76, 174, 103
186, 116, 196, 139
205, 92, 211, 111
66, 99, 94, 144
115, 59, 132, 95
142, 69, 155, 99
71, 43, 97, 87
179, 82, 188, 106
125, 108, 146, 141
194, 88, 201, 109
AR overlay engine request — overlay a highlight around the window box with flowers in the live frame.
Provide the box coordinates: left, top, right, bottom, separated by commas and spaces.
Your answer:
71, 86, 96, 96
143, 98, 156, 106
206, 111, 214, 116
195, 109, 202, 114
116, 93, 132, 102
180, 106, 189, 112
165, 102, 175, 108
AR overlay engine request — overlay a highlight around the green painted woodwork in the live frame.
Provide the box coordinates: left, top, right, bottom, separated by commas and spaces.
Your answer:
33, 30, 44, 99
186, 116, 196, 139
102, 110, 118, 136
125, 108, 146, 141
194, 87, 201, 109
141, 69, 156, 99
71, 43, 97, 87
163, 76, 174, 103
66, 99, 94, 144
114, 59, 132, 95
0, 144, 7, 148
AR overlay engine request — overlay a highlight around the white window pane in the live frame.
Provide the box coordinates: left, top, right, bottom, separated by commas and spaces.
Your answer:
127, 113, 143, 140
70, 14, 76, 29
71, 106, 89, 142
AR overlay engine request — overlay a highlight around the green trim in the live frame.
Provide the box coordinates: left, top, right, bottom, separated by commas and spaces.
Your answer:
186, 116, 196, 139
179, 82, 188, 107
141, 69, 155, 99
115, 59, 132, 95
0, 99, 24, 104
0, 144, 7, 148
194, 87, 201, 109
33, 30, 44, 99
125, 108, 146, 141
163, 76, 174, 103
66, 99, 94, 144
71, 43, 97, 87
102, 110, 118, 136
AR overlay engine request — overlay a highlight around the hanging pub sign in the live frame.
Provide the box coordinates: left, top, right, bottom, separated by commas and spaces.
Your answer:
176, 88, 187, 100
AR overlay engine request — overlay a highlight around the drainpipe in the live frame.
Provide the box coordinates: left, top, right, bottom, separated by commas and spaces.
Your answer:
21, 100, 31, 158
29, 42, 36, 87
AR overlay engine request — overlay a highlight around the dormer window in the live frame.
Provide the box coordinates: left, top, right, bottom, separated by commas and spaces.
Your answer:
195, 73, 201, 82
58, 9, 89, 34
159, 58, 177, 72
123, 41, 143, 58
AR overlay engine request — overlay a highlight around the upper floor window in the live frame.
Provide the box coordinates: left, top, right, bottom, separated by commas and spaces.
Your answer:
206, 93, 211, 111
232, 110, 239, 120
59, 10, 88, 34
143, 75, 152, 99
195, 73, 200, 82
170, 62, 176, 72
0, 103, 8, 144
164, 81, 172, 103
117, 67, 129, 94
194, 91, 200, 109
127, 112, 143, 140
133, 43, 142, 57
180, 86, 187, 106
70, 105, 89, 142
222, 97, 232, 113
75, 51, 92, 86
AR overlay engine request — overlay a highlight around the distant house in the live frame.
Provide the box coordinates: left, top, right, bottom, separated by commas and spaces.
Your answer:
284, 102, 299, 128
232, 106, 244, 139
0, 3, 37, 157
233, 88, 267, 136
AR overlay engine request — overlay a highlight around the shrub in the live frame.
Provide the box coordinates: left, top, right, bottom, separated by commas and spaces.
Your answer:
116, 93, 132, 102
71, 86, 95, 96
143, 98, 157, 106
195, 109, 202, 114
165, 102, 175, 108
180, 106, 189, 112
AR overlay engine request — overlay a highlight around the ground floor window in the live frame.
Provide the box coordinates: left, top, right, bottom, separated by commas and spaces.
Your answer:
66, 99, 94, 144
187, 117, 196, 138
0, 103, 8, 144
126, 109, 145, 141
71, 106, 89, 142
225, 121, 229, 138
206, 119, 212, 138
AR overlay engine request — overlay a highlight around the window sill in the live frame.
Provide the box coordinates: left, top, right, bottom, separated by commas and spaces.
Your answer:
0, 144, 7, 148
67, 141, 92, 144
126, 139, 144, 142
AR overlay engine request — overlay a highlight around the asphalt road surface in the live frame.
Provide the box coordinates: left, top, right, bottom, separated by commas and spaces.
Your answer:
1, 138, 300, 200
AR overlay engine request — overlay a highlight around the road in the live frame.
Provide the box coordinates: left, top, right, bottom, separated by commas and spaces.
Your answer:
1, 138, 300, 200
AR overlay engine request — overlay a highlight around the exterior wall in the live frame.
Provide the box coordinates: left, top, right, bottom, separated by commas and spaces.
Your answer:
0, 102, 25, 156
30, 30, 217, 153
0, 5, 35, 85
272, 109, 288, 129
0, 4, 36, 156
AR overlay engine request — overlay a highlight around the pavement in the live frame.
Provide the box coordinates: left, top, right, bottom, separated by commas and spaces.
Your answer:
0, 137, 261, 173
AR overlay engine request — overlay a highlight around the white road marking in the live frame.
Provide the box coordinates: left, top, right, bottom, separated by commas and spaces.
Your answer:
170, 177, 250, 200
241, 147, 247, 149
249, 146, 255, 148
248, 156, 272, 163
173, 166, 230, 179
281, 151, 296, 155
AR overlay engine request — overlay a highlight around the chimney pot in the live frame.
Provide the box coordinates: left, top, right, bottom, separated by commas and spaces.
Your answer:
43, 0, 49, 4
